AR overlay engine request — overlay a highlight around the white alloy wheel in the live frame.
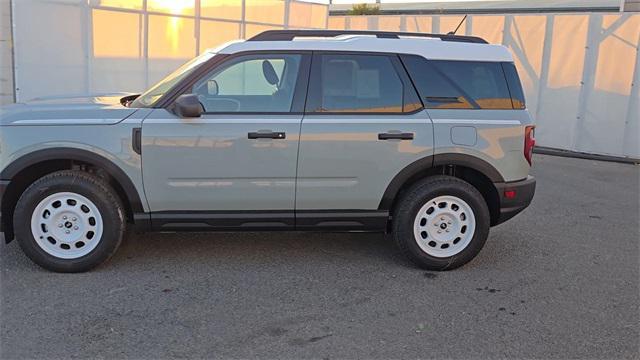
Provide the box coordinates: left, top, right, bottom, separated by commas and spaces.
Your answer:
30, 192, 104, 259
413, 195, 476, 258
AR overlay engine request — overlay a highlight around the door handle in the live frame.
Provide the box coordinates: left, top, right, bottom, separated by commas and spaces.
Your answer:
378, 132, 414, 140
248, 131, 286, 139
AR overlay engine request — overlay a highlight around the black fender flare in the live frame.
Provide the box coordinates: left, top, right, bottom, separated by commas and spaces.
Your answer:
378, 153, 504, 210
1, 147, 145, 214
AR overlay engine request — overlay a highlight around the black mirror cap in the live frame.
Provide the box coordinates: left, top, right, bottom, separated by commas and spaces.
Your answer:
174, 94, 204, 118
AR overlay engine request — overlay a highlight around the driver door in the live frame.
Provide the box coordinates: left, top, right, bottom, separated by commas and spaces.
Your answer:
141, 52, 311, 228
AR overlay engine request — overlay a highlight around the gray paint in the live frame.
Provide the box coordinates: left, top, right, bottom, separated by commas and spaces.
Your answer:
141, 110, 302, 211
429, 109, 533, 182
296, 111, 434, 210
0, 95, 150, 212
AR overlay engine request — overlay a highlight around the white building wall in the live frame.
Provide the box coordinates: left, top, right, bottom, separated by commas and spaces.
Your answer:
329, 13, 640, 159
11, 0, 327, 102
0, 0, 13, 105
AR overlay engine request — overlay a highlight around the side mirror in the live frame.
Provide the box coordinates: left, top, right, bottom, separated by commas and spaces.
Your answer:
207, 80, 219, 96
174, 94, 203, 118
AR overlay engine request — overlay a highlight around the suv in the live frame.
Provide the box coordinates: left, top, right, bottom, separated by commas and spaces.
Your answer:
0, 30, 536, 272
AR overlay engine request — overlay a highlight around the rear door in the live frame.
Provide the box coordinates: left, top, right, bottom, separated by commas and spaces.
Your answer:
295, 52, 434, 229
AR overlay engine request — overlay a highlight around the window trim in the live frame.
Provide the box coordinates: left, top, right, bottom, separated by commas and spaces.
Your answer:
158, 50, 312, 115
305, 51, 425, 116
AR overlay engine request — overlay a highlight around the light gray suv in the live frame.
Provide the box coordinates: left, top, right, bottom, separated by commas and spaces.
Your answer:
0, 30, 536, 272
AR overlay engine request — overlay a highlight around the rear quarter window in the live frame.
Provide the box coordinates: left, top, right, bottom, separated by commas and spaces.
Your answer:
400, 55, 518, 110
502, 62, 526, 109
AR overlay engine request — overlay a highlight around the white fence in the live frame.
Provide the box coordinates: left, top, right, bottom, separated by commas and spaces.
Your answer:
11, 0, 327, 101
330, 13, 640, 159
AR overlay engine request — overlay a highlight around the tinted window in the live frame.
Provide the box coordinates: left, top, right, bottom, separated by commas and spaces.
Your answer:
401, 55, 514, 110
307, 54, 420, 113
502, 62, 526, 109
192, 54, 302, 113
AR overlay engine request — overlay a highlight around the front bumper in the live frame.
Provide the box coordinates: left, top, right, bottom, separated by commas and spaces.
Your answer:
493, 175, 536, 225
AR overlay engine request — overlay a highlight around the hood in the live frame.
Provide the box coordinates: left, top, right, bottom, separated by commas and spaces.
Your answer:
0, 93, 140, 126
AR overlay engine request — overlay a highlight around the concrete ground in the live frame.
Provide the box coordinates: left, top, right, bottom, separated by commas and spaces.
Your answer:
1, 154, 638, 359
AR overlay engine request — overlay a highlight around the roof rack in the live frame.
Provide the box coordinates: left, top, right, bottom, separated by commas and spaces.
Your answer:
248, 30, 488, 44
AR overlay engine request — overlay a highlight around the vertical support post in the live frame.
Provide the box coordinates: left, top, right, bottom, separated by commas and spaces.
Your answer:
83, 0, 93, 95
369, 16, 379, 30
535, 14, 555, 122
240, 0, 246, 38
143, 0, 149, 88
502, 15, 512, 47
400, 16, 407, 32
9, 0, 17, 102
465, 15, 473, 36
195, 0, 201, 55
432, 16, 440, 33
284, 0, 291, 29
573, 14, 602, 151
623, 28, 640, 157
324, 3, 329, 30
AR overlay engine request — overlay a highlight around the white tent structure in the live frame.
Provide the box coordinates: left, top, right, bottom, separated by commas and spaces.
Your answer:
329, 1, 639, 159
2, 0, 638, 159
7, 0, 328, 102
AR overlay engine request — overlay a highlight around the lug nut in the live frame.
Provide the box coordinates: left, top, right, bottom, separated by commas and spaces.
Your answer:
63, 216, 67, 220
65, 230, 70, 234
58, 223, 63, 228
72, 217, 77, 221
74, 226, 79, 230
448, 221, 452, 224
446, 229, 450, 233
437, 230, 442, 234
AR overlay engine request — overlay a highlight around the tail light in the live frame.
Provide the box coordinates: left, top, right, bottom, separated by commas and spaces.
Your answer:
524, 125, 536, 166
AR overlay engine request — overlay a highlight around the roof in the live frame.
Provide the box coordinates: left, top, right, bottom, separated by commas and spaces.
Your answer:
214, 31, 513, 62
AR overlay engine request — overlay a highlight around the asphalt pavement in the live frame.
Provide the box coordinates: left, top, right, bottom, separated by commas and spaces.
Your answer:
1, 154, 639, 359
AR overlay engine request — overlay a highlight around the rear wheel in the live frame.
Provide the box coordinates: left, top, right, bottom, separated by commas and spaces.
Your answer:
13, 170, 125, 272
392, 176, 490, 270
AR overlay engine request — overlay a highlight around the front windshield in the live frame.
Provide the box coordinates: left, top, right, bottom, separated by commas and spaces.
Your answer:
131, 52, 216, 108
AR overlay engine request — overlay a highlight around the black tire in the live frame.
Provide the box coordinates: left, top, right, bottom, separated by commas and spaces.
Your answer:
392, 175, 490, 271
13, 170, 126, 272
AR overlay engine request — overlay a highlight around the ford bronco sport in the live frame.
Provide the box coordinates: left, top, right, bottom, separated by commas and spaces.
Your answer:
0, 30, 536, 272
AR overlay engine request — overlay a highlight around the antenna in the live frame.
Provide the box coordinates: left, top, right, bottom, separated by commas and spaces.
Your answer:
447, 15, 468, 35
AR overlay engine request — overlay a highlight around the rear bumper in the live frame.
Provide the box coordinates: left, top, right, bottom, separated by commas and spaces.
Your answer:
493, 175, 536, 225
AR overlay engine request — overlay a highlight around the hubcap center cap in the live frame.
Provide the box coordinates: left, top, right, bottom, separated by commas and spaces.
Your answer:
64, 221, 73, 229
440, 223, 447, 229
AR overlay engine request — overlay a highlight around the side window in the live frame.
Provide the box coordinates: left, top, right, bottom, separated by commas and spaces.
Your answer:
502, 62, 526, 109
307, 53, 421, 114
192, 54, 303, 113
401, 55, 514, 110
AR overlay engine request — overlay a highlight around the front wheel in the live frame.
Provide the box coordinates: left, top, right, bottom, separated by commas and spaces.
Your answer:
392, 176, 490, 270
13, 170, 126, 272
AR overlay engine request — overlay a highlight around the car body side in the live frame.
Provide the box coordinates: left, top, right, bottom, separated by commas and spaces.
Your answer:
0, 39, 535, 241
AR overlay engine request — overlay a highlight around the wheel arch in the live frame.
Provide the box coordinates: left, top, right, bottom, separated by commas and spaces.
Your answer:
1, 148, 145, 242
379, 153, 502, 226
